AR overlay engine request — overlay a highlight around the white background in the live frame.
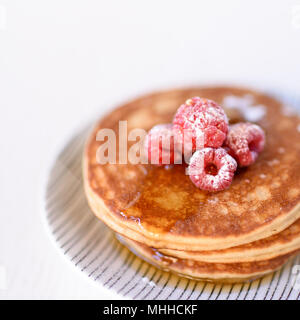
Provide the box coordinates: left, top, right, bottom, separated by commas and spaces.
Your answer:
0, 0, 300, 299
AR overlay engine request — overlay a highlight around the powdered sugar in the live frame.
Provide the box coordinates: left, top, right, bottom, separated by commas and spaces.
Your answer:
267, 159, 280, 166
207, 197, 219, 204
144, 123, 182, 165
223, 94, 266, 122
173, 97, 228, 151
281, 105, 297, 116
224, 122, 265, 167
188, 148, 237, 192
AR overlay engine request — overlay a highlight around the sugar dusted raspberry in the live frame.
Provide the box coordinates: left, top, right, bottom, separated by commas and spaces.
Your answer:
224, 122, 265, 167
188, 148, 237, 192
144, 124, 182, 165
173, 97, 228, 152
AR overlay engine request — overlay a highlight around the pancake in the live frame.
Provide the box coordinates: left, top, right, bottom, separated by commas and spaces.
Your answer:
86, 186, 300, 264
117, 234, 299, 282
83, 86, 300, 251
160, 218, 300, 263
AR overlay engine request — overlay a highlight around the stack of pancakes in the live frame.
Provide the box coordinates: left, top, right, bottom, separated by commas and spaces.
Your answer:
83, 87, 300, 282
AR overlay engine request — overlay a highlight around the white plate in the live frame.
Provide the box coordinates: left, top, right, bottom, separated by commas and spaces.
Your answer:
43, 117, 300, 301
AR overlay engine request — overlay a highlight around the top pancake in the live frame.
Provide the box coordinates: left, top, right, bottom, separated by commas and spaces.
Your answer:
84, 87, 300, 250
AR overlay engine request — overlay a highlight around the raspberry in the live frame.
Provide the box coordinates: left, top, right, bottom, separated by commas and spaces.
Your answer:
144, 124, 182, 165
224, 122, 265, 167
173, 97, 228, 154
188, 148, 237, 192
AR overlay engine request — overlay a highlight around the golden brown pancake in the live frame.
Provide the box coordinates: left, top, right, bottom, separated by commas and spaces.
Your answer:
117, 234, 299, 282
161, 218, 300, 263
83, 86, 300, 251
